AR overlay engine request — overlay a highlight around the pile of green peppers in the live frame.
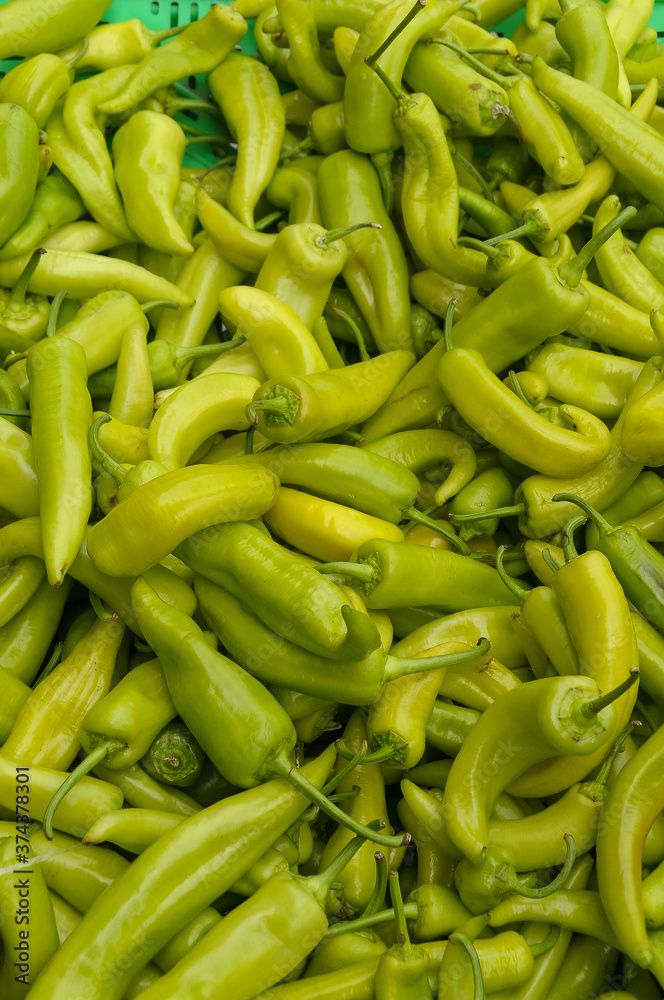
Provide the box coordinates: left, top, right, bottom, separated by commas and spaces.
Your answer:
3, 0, 664, 994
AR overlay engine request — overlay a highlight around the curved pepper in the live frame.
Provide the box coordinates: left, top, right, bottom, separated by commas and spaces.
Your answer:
208, 52, 285, 229
86, 463, 278, 578
622, 379, 664, 467
318, 150, 413, 352
178, 520, 381, 662
217, 442, 421, 523
277, 0, 344, 103
147, 372, 259, 469
253, 220, 351, 329
113, 113, 193, 257
532, 55, 664, 214
265, 161, 324, 226
0, 172, 85, 262
438, 347, 612, 477
196, 187, 275, 272
0, 575, 71, 684
247, 350, 415, 444
132, 578, 405, 849
98, 6, 247, 116
343, 0, 466, 208
593, 194, 664, 313
219, 285, 328, 377
526, 342, 642, 420
363, 428, 477, 508
442, 673, 624, 863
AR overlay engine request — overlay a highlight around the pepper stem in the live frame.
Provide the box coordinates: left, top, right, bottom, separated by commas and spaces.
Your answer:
141, 300, 179, 314
365, 851, 389, 916
89, 591, 119, 623
42, 742, 123, 840
500, 833, 576, 898
185, 134, 233, 147
494, 544, 529, 602
173, 337, 246, 368
88, 414, 127, 485
541, 549, 561, 574
366, 0, 426, 68
448, 139, 494, 202
273, 753, 409, 848
307, 832, 367, 899
0, 408, 29, 417
442, 299, 456, 352
323, 742, 368, 795
508, 370, 537, 411
315, 560, 376, 582
255, 211, 283, 231
317, 223, 382, 247
484, 221, 542, 246
389, 867, 410, 946
432, 37, 509, 87
245, 425, 255, 455
402, 506, 469, 553
450, 502, 525, 523
325, 900, 419, 936
246, 394, 299, 427
562, 514, 587, 563
558, 206, 637, 288
529, 924, 561, 957
334, 739, 399, 764
368, 60, 404, 103
151, 22, 190, 42
32, 642, 63, 687
457, 236, 501, 260
9, 249, 46, 308
278, 139, 314, 162
583, 668, 640, 717
324, 301, 370, 361
450, 932, 484, 1000
552, 493, 612, 537
636, 699, 658, 734
586, 721, 640, 796
46, 290, 68, 337
61, 37, 89, 68
384, 637, 491, 683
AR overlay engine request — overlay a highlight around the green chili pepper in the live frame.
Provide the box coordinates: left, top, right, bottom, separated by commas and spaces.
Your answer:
0, 104, 40, 249
318, 150, 413, 352
141, 721, 206, 788
0, 0, 114, 59
442, 670, 634, 863
25, 748, 337, 1000
477, 357, 664, 538
2, 614, 125, 770
372, 868, 434, 999
0, 172, 85, 262
264, 160, 323, 226
0, 576, 71, 684
194, 574, 462, 706
208, 52, 285, 230
56, 19, 189, 71
0, 833, 60, 998
247, 350, 416, 444
343, 0, 465, 211
112, 112, 193, 257
91, 762, 199, 819
0, 417, 40, 518
0, 47, 80, 128
129, 577, 406, 855
532, 55, 664, 215
97, 6, 247, 117
316, 538, 521, 611
78, 656, 177, 772
439, 346, 612, 477
27, 335, 92, 586
277, 0, 344, 103
86, 463, 278, 578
